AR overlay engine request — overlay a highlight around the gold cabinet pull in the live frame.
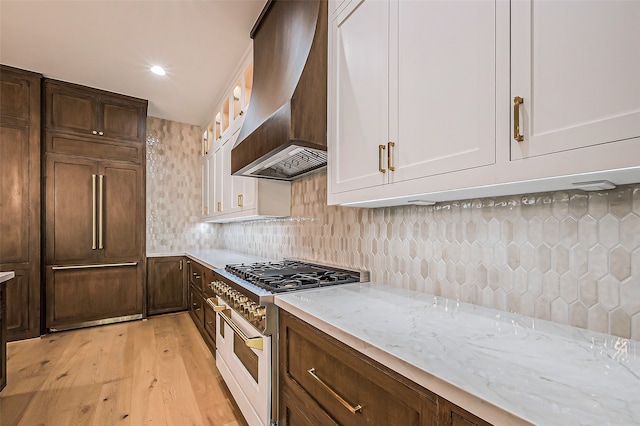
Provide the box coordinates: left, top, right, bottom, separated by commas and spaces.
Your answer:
238, 194, 243, 207
307, 368, 362, 414
217, 201, 222, 212
179, 260, 183, 271
387, 141, 395, 171
378, 145, 386, 173
98, 174, 104, 249
92, 174, 97, 250
513, 96, 524, 142
204, 206, 208, 215
218, 309, 263, 350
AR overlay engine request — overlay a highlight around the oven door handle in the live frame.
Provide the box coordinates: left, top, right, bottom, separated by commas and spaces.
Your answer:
206, 297, 226, 312
218, 308, 263, 351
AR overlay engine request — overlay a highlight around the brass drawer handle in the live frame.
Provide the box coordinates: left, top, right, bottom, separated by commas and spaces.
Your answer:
238, 193, 243, 207
206, 297, 226, 312
513, 96, 524, 142
307, 368, 362, 414
218, 308, 263, 351
387, 141, 395, 171
217, 201, 222, 212
378, 144, 386, 173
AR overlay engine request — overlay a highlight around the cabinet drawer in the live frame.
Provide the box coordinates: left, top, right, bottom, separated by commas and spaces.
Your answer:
280, 311, 437, 425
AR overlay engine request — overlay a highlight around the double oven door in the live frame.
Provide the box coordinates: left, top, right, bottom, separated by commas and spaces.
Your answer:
211, 296, 272, 426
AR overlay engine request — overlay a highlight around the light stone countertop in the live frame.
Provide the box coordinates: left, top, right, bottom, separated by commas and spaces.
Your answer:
275, 283, 640, 426
146, 249, 273, 271
0, 271, 15, 284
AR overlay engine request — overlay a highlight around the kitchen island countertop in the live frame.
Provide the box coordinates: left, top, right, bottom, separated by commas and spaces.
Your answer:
275, 283, 640, 426
0, 272, 14, 284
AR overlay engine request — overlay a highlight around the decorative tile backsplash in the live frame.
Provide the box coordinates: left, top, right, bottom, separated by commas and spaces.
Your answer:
146, 117, 640, 340
219, 173, 640, 340
146, 117, 216, 253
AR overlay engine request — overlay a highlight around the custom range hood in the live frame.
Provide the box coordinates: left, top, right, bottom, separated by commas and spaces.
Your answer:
231, 0, 327, 180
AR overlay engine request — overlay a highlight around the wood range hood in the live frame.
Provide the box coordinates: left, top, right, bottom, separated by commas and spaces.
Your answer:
231, 0, 327, 181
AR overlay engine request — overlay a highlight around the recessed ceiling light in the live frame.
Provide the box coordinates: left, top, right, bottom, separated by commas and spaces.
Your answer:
150, 65, 166, 76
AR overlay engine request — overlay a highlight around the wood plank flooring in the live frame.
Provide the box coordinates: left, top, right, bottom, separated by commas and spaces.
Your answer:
0, 312, 247, 426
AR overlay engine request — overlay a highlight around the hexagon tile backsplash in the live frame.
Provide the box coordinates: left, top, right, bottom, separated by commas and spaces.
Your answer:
219, 172, 640, 340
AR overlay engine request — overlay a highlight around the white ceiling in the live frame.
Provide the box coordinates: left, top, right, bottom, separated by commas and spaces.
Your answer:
0, 0, 267, 127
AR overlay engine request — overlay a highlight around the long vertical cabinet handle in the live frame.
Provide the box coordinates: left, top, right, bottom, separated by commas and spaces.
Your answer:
378, 145, 386, 173
387, 142, 395, 171
92, 174, 97, 250
98, 174, 104, 249
513, 96, 524, 142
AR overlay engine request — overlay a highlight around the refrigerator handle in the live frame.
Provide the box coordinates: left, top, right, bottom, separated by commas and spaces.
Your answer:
98, 174, 104, 249
92, 174, 97, 250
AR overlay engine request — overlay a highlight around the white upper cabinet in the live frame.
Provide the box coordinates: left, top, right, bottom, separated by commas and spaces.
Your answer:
328, 0, 498, 204
329, 0, 640, 207
393, 0, 496, 183
330, 0, 389, 194
510, 0, 640, 159
201, 50, 291, 223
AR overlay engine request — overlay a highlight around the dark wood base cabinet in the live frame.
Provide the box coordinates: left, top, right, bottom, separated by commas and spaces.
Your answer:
187, 259, 216, 354
279, 311, 492, 426
1, 281, 7, 392
147, 256, 187, 315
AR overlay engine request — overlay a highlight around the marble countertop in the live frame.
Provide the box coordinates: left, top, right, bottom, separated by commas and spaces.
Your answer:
147, 249, 272, 271
275, 283, 640, 426
0, 271, 15, 284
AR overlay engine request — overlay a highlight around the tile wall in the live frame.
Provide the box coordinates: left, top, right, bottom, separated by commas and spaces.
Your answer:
219, 172, 640, 340
145, 118, 640, 339
146, 117, 217, 253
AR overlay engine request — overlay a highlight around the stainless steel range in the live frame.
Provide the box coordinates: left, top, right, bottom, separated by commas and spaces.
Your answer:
206, 259, 368, 426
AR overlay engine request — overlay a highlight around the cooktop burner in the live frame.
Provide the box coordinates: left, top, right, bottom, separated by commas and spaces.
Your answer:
225, 259, 363, 293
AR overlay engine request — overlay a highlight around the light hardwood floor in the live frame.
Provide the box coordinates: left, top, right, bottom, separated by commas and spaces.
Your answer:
0, 312, 247, 426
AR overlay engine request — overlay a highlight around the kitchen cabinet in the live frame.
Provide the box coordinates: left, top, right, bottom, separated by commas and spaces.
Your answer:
329, 0, 496, 195
147, 256, 187, 315
510, 0, 640, 160
43, 79, 147, 331
201, 51, 290, 223
45, 79, 146, 142
186, 259, 217, 354
0, 65, 42, 341
203, 122, 291, 223
328, 0, 640, 207
279, 310, 491, 426
1, 278, 7, 392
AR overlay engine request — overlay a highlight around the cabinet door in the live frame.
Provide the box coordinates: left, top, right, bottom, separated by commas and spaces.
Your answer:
45, 156, 100, 264
392, 0, 496, 182
511, 0, 640, 159
3, 270, 32, 339
0, 123, 30, 263
100, 95, 146, 142
213, 141, 225, 214
147, 257, 187, 315
99, 162, 143, 262
45, 82, 99, 134
188, 285, 204, 330
329, 0, 390, 193
223, 133, 245, 214
202, 156, 211, 216
46, 264, 142, 329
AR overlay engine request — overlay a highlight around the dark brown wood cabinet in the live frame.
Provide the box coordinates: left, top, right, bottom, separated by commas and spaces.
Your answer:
279, 311, 492, 426
186, 258, 217, 354
1, 279, 7, 392
43, 78, 147, 331
45, 79, 146, 142
147, 256, 187, 315
0, 65, 42, 341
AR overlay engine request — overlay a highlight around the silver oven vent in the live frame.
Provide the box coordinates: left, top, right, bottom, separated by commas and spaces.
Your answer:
244, 146, 327, 179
